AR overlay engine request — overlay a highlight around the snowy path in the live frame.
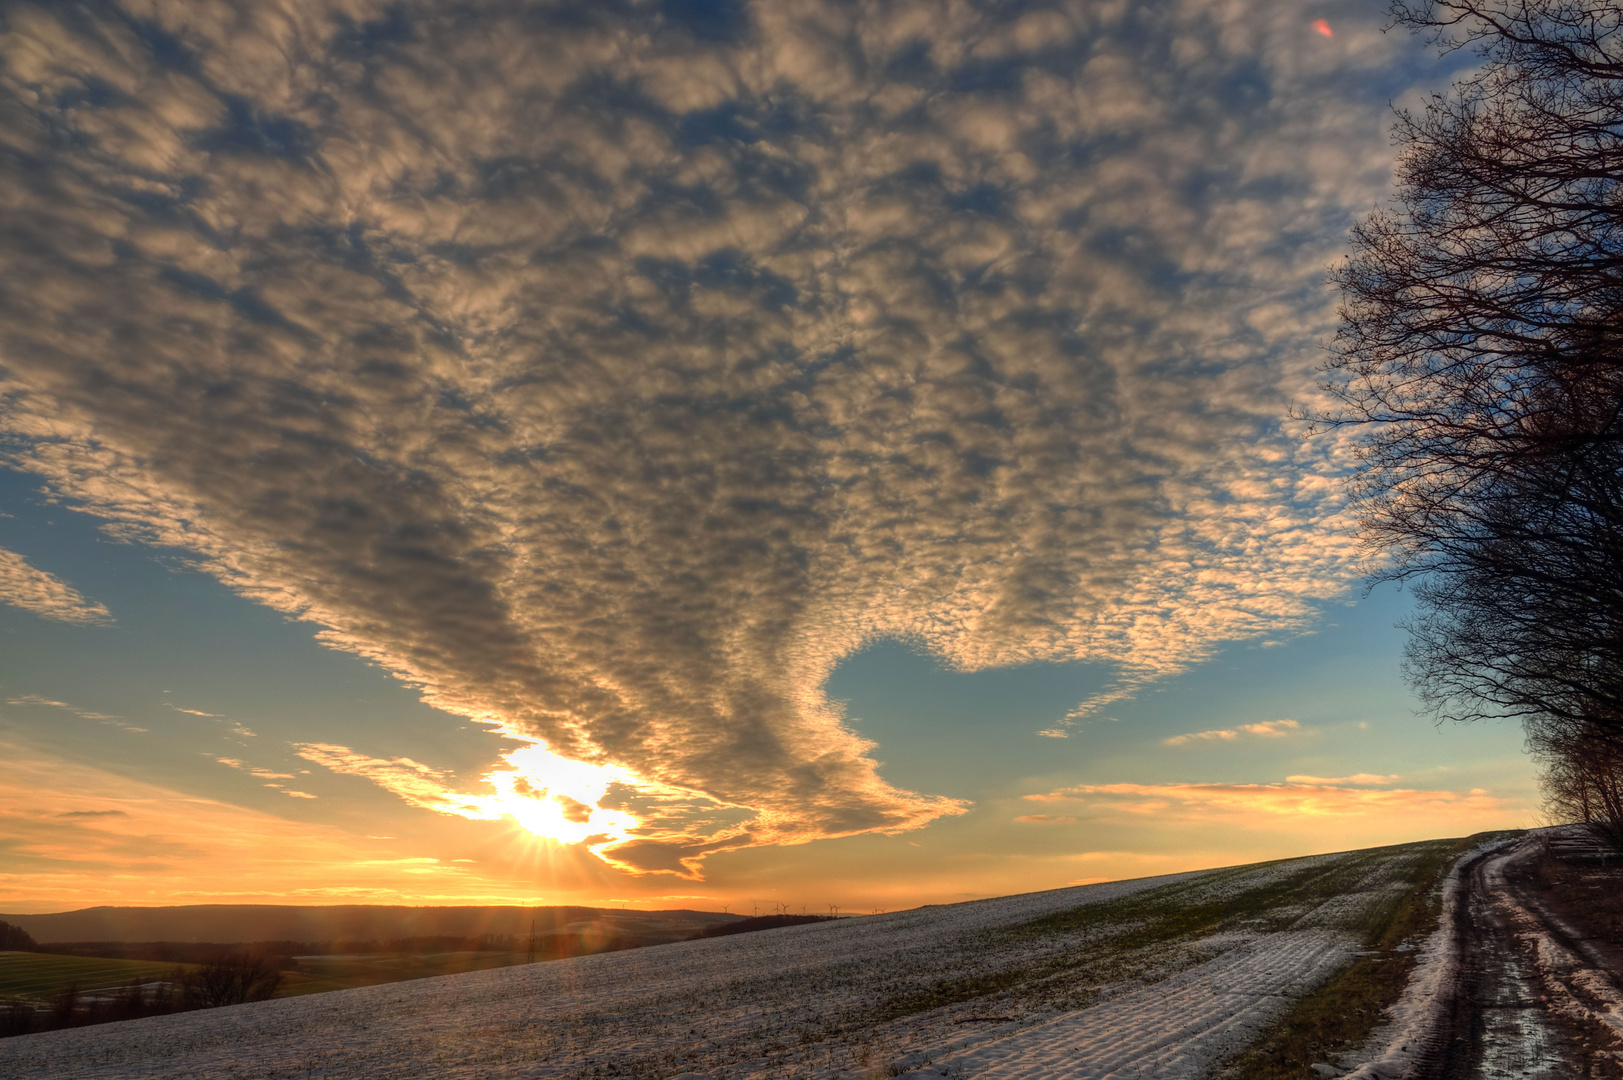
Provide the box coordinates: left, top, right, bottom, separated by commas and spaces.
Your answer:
1348, 830, 1623, 1080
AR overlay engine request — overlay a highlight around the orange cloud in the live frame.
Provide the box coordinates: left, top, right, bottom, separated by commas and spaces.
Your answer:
1162, 719, 1300, 746
1313, 18, 1333, 37
1027, 779, 1515, 821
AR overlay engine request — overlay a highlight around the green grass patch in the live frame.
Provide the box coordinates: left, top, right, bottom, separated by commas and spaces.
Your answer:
279, 951, 532, 996
1215, 832, 1518, 1080
0, 951, 197, 1002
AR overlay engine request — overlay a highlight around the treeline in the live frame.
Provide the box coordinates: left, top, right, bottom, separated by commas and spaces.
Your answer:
688, 914, 839, 939
36, 934, 533, 963
0, 920, 38, 951
1326, 0, 1623, 847
1, 953, 283, 1040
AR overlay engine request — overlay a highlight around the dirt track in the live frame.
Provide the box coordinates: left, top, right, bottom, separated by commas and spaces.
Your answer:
1408, 835, 1623, 1080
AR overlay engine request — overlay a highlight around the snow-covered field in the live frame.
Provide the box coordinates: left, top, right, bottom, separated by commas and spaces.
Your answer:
0, 842, 1454, 1080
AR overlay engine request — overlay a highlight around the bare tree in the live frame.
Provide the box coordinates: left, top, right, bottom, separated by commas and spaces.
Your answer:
1324, 1, 1623, 828
1530, 713, 1623, 845
1398, 423, 1623, 733
183, 953, 284, 1009
1330, 0, 1623, 556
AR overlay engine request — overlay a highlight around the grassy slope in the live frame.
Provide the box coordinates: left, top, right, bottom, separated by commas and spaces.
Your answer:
875, 839, 1460, 1025
0, 952, 199, 1001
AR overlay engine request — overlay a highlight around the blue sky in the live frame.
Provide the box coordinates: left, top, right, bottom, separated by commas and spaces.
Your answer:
0, 0, 1533, 912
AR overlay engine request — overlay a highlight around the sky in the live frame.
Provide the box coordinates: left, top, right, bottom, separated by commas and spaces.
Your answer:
0, 0, 1539, 915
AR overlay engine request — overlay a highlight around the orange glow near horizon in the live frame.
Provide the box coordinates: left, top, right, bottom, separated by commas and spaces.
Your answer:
0, 735, 1536, 916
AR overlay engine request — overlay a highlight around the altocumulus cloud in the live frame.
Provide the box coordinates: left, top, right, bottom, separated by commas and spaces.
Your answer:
0, 546, 110, 624
0, 0, 1420, 873
1162, 718, 1301, 746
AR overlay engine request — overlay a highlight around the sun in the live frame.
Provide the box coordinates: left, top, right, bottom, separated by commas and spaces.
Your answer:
479, 742, 639, 846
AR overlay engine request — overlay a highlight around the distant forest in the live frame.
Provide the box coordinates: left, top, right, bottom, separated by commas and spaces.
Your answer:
0, 903, 738, 946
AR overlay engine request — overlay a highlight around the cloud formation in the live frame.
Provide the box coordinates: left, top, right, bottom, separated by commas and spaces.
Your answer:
1285, 772, 1397, 786
7, 694, 145, 733
1162, 718, 1300, 746
0, 0, 1422, 870
0, 547, 110, 624
1027, 779, 1510, 820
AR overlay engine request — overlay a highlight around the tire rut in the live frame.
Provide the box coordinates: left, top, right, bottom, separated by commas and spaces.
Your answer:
1407, 837, 1620, 1080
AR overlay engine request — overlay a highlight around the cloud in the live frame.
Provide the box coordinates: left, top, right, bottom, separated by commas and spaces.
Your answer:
1014, 814, 1077, 824
1162, 719, 1301, 746
214, 757, 321, 798
0, 0, 1433, 871
0, 546, 111, 625
6, 694, 145, 732
1026, 779, 1514, 821
1285, 772, 1398, 786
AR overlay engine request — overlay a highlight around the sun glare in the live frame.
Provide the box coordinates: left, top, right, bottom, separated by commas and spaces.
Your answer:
478, 743, 639, 846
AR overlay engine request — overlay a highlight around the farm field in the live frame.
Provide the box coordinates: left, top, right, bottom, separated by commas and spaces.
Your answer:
280, 951, 533, 996
0, 837, 1476, 1079
0, 952, 197, 1002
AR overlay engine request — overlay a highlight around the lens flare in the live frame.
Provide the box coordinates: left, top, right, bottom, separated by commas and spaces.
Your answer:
294, 739, 758, 876
481, 743, 638, 845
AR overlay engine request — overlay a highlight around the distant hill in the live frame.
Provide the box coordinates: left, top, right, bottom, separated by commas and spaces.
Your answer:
0, 904, 739, 945
689, 914, 839, 938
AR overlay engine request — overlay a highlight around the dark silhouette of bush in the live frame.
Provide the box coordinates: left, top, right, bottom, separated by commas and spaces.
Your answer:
0, 951, 291, 1040
182, 952, 284, 1008
47, 983, 79, 1028
0, 975, 198, 1039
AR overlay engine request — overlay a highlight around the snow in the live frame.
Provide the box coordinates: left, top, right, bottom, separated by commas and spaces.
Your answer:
0, 847, 1446, 1080
907, 931, 1352, 1080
